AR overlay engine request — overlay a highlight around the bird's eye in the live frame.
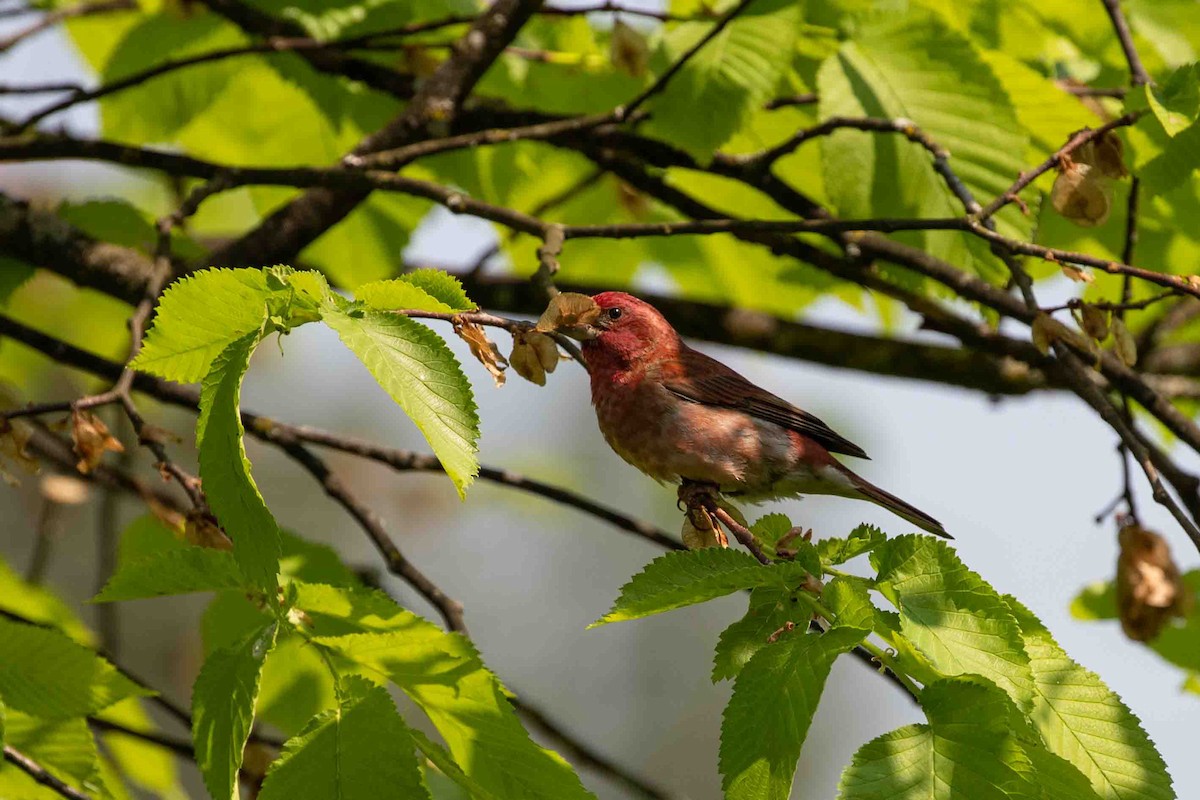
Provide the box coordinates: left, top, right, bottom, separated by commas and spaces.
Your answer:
607, 307, 623, 320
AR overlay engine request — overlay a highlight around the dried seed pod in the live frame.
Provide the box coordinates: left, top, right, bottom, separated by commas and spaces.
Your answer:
71, 409, 124, 474
1112, 317, 1138, 366
537, 292, 601, 332
610, 19, 649, 77
1116, 524, 1190, 641
1031, 313, 1059, 355
0, 419, 39, 483
509, 332, 547, 386
1090, 131, 1128, 179
454, 320, 507, 387
1060, 264, 1093, 283
185, 511, 233, 552
682, 505, 725, 549
1079, 304, 1110, 341
1050, 162, 1111, 227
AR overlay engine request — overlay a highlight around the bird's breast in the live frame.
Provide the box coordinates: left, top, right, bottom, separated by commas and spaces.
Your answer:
591, 372, 797, 490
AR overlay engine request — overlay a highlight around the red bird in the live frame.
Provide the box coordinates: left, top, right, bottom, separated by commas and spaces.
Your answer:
568, 291, 948, 538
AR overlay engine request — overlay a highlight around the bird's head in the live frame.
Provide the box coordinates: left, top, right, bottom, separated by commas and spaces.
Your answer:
565, 291, 679, 368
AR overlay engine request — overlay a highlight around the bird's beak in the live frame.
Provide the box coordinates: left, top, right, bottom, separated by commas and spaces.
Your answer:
559, 323, 601, 341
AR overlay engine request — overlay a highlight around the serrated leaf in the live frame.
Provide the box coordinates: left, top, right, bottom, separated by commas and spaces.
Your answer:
197, 329, 282, 594
644, 0, 801, 157
838, 679, 1040, 800
131, 269, 272, 383
0, 710, 106, 800
92, 547, 244, 603
192, 621, 278, 800
1146, 64, 1200, 137
0, 617, 149, 719
824, 576, 879, 631
354, 280, 457, 313
591, 549, 815, 627
1006, 598, 1175, 800
397, 269, 475, 312
712, 588, 809, 682
721, 626, 867, 800
306, 585, 593, 800
258, 682, 430, 800
409, 727, 500, 800
322, 305, 480, 497
872, 535, 1034, 710
818, 523, 886, 565
1140, 120, 1200, 195
818, 12, 1030, 282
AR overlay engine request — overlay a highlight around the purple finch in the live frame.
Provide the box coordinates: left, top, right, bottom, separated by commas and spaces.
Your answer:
568, 292, 948, 538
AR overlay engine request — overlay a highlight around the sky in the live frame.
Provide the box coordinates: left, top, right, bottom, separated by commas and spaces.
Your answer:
1, 8, 1196, 800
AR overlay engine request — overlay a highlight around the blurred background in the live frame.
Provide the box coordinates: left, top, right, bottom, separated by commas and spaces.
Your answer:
2, 2, 1196, 799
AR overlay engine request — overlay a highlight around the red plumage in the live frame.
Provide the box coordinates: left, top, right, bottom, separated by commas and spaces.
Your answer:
580, 291, 948, 538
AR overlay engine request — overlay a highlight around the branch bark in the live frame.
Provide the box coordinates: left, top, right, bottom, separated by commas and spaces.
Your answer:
207, 0, 544, 269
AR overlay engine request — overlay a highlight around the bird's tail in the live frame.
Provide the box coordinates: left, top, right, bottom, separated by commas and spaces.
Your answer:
843, 470, 951, 539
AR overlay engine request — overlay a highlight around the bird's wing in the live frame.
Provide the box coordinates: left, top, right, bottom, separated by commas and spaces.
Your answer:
661, 347, 869, 459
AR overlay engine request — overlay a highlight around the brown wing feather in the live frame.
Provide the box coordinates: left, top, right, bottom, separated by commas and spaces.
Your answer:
661, 346, 869, 459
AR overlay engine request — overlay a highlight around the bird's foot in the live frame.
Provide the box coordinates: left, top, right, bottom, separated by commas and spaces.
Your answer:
676, 479, 720, 512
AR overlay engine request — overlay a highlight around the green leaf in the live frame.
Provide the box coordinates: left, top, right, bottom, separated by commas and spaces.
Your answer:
823, 576, 880, 631
258, 679, 430, 800
0, 617, 149, 719
1069, 581, 1118, 620
131, 268, 273, 383
354, 279, 456, 313
0, 711, 106, 800
818, 523, 886, 566
1007, 598, 1175, 800
99, 13, 244, 143
1140, 119, 1200, 195
0, 259, 34, 307
872, 535, 1034, 710
838, 679, 1040, 800
712, 587, 812, 682
93, 698, 185, 800
591, 549, 815, 627
191, 621, 278, 800
301, 584, 593, 800
92, 547, 245, 603
752, 513, 821, 571
409, 727, 500, 800
197, 329, 282, 594
817, 12, 1030, 282
1146, 64, 1200, 137
0, 557, 93, 645
356, 269, 476, 313
321, 305, 480, 497
720, 626, 867, 800
644, 0, 802, 157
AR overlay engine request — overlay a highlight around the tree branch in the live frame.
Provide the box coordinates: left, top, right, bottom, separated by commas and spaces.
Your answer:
3, 746, 93, 800
207, 0, 545, 269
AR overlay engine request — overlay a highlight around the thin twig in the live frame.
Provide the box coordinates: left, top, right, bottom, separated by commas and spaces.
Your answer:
511, 694, 675, 799
3, 746, 93, 800
266, 433, 469, 634
0, 0, 134, 55
977, 112, 1144, 220
1100, 0, 1153, 87
616, 0, 758, 122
